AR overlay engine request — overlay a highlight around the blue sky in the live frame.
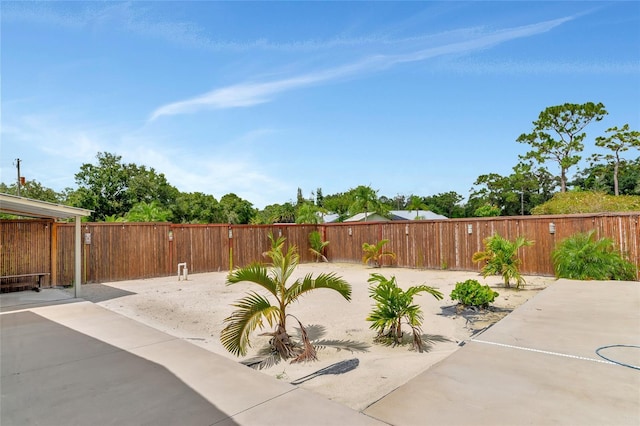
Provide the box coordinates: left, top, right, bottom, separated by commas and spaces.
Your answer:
2, 1, 639, 208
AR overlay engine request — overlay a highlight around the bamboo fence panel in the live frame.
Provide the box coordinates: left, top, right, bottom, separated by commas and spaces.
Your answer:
56, 222, 172, 284
0, 220, 51, 287
172, 224, 229, 274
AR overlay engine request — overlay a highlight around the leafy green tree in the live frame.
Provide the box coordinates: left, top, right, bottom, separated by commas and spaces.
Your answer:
366, 273, 443, 352
0, 180, 62, 203
124, 201, 172, 222
219, 193, 255, 224
296, 187, 305, 207
472, 233, 534, 288
296, 203, 322, 224
362, 239, 396, 267
221, 234, 351, 361
422, 192, 465, 218
470, 164, 556, 216
252, 203, 283, 224
473, 204, 501, 217
552, 230, 637, 280
277, 202, 297, 223
170, 192, 223, 224
73, 152, 178, 221
315, 187, 324, 207
592, 124, 640, 196
349, 185, 388, 220
252, 203, 297, 224
572, 159, 640, 196
322, 191, 352, 217
517, 102, 608, 192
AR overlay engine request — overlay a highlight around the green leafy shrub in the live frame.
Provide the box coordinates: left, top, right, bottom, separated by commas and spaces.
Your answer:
366, 273, 443, 352
532, 191, 640, 214
450, 279, 499, 308
552, 230, 638, 280
472, 233, 534, 288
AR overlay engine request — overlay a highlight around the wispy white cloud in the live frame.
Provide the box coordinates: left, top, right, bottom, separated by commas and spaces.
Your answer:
1, 1, 423, 53
119, 131, 290, 207
1, 113, 290, 206
149, 15, 577, 121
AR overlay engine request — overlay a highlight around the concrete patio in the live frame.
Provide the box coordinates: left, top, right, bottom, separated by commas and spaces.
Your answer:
1, 279, 638, 425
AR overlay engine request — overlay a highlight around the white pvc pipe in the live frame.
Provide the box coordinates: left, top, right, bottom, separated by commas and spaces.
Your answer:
177, 262, 187, 281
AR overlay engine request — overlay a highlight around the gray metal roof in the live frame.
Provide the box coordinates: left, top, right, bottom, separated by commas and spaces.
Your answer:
0, 193, 92, 219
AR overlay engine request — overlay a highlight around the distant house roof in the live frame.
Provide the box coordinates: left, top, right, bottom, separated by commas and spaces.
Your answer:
390, 210, 448, 220
343, 212, 391, 222
322, 210, 448, 223
342, 210, 448, 222
320, 213, 340, 223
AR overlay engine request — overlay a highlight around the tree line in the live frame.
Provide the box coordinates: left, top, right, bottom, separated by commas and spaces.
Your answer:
2, 102, 638, 222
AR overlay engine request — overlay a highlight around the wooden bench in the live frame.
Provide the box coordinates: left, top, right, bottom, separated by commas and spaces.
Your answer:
0, 273, 50, 293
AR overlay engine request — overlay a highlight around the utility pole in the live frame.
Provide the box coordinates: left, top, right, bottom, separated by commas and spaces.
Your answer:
15, 158, 22, 196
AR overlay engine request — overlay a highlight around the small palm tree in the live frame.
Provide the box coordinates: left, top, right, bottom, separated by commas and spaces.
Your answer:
407, 195, 429, 219
221, 234, 351, 362
472, 233, 534, 288
552, 229, 637, 280
366, 273, 443, 352
362, 239, 396, 267
308, 231, 329, 262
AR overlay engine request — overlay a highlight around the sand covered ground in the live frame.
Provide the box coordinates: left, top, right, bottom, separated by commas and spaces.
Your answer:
80, 263, 554, 411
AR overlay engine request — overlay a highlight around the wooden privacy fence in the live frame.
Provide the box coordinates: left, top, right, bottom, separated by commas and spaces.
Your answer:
1, 213, 638, 286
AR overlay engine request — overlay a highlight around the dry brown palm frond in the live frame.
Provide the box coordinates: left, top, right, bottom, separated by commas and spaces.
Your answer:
289, 316, 317, 363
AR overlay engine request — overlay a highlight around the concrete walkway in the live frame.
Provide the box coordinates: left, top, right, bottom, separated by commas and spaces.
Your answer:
364, 279, 640, 425
1, 297, 384, 426
2, 280, 639, 425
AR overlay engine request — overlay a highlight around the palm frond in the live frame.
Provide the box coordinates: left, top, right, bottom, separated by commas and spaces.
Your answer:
227, 264, 279, 296
404, 284, 444, 301
289, 317, 317, 363
220, 292, 281, 357
552, 229, 637, 280
241, 349, 283, 370
286, 272, 352, 303
473, 233, 533, 287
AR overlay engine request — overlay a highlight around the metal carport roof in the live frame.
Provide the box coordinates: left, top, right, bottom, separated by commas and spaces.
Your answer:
0, 193, 91, 219
0, 193, 92, 297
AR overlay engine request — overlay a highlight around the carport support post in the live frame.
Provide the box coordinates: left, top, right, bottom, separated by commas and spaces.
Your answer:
74, 215, 82, 298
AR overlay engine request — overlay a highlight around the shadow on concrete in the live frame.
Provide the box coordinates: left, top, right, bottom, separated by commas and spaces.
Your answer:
1, 311, 237, 425
0, 288, 78, 313
79, 283, 137, 303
